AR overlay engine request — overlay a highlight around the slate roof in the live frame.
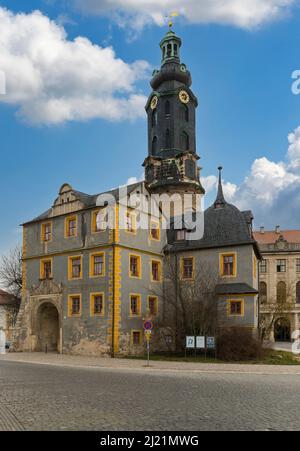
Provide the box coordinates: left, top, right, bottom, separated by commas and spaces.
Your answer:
23, 182, 143, 225
215, 283, 258, 296
167, 168, 261, 257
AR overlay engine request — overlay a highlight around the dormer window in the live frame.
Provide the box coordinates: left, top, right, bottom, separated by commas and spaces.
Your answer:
176, 230, 186, 241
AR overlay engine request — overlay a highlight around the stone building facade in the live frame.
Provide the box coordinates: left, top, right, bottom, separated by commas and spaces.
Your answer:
0, 289, 19, 344
14, 29, 260, 356
254, 227, 300, 342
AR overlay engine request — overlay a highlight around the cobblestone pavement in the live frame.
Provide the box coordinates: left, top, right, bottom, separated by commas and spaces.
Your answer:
1, 357, 300, 431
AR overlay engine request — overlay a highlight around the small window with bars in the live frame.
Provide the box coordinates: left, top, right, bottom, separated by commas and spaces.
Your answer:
42, 223, 52, 242
130, 255, 140, 278
222, 254, 236, 277
229, 300, 243, 316
41, 260, 52, 280
125, 212, 136, 233
182, 258, 194, 280
148, 297, 158, 316
70, 257, 82, 279
150, 221, 160, 240
91, 254, 104, 277
151, 261, 161, 282
66, 216, 77, 237
132, 331, 142, 346
296, 259, 300, 273
91, 294, 104, 316
69, 296, 81, 316
130, 295, 141, 317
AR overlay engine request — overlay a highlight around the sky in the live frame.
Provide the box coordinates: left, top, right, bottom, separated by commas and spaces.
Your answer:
0, 0, 300, 257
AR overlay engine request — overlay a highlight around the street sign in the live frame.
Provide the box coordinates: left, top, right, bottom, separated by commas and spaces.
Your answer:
145, 330, 152, 342
196, 336, 205, 349
0, 330, 5, 355
143, 320, 154, 331
206, 337, 216, 349
186, 336, 195, 349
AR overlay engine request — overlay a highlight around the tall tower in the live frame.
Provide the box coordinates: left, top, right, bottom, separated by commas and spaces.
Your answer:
143, 29, 205, 210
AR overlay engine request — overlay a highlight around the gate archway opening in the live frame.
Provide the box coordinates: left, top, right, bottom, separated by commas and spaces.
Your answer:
274, 318, 291, 343
36, 302, 60, 352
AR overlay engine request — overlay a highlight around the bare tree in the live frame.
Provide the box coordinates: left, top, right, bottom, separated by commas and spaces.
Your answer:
0, 246, 22, 299
151, 255, 221, 352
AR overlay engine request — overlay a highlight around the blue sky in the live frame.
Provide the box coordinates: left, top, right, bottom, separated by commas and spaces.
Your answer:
1, 0, 300, 256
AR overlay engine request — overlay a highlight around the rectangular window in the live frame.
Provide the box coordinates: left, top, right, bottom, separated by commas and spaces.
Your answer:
65, 216, 77, 238
259, 259, 267, 274
125, 211, 136, 234
129, 255, 141, 278
296, 259, 300, 273
130, 295, 141, 317
92, 209, 106, 233
150, 220, 160, 240
69, 256, 82, 280
148, 296, 158, 316
277, 259, 286, 273
176, 230, 186, 241
90, 293, 104, 316
68, 295, 81, 317
182, 257, 194, 280
41, 222, 52, 242
221, 254, 236, 277
132, 330, 142, 346
90, 253, 105, 277
40, 259, 52, 280
151, 260, 161, 282
228, 300, 244, 317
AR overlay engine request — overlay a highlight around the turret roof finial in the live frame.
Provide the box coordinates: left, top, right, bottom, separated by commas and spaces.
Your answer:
168, 11, 179, 30
214, 166, 226, 208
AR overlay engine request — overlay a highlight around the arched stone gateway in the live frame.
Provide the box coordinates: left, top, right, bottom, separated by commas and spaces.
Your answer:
274, 318, 291, 343
36, 302, 60, 352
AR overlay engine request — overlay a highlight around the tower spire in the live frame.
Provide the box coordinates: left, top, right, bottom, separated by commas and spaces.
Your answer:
215, 166, 226, 208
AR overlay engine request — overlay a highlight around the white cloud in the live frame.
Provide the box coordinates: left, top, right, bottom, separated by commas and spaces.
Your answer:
0, 7, 149, 125
208, 125, 300, 228
74, 0, 295, 30
202, 175, 237, 202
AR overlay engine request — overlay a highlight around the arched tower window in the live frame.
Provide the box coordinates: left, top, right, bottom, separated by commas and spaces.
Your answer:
181, 105, 189, 122
174, 44, 178, 57
296, 282, 300, 304
152, 110, 157, 128
165, 129, 171, 149
165, 101, 171, 118
167, 44, 172, 58
180, 132, 189, 151
277, 281, 287, 303
152, 137, 159, 156
259, 282, 267, 303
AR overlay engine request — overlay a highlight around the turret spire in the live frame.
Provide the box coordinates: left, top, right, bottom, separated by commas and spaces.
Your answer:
214, 166, 226, 209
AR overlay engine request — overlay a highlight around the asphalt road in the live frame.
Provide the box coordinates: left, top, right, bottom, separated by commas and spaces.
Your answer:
0, 360, 300, 431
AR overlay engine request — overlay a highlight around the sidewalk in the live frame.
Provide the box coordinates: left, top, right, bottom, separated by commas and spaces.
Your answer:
1, 352, 300, 375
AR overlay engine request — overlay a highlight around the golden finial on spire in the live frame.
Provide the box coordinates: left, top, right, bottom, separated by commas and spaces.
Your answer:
168, 11, 179, 29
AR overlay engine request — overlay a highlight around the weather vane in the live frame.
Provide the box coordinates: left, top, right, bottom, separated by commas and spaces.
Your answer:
167, 11, 179, 29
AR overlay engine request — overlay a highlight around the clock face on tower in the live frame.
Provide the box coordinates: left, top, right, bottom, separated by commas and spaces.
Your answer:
150, 96, 158, 110
179, 90, 190, 104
